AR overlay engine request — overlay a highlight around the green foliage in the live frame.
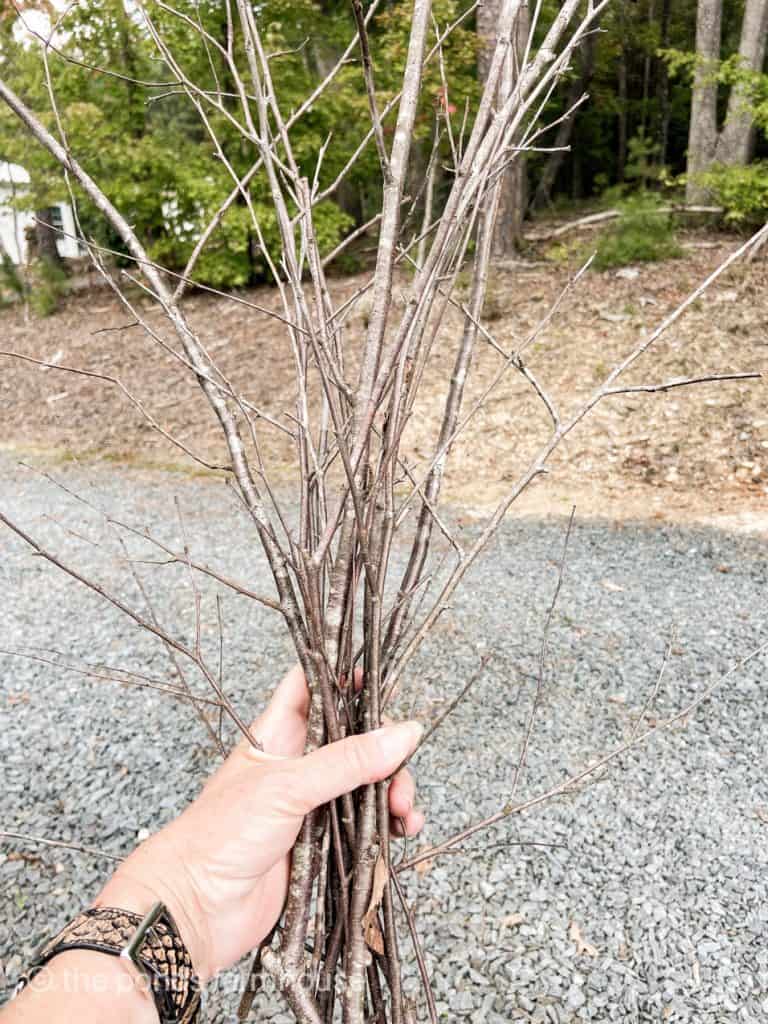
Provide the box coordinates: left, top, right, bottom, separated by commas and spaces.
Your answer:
624, 130, 663, 185
594, 192, 682, 270
0, 243, 68, 317
700, 162, 768, 226
0, 247, 26, 303
657, 48, 698, 82
662, 48, 768, 131
0, 1, 471, 288
718, 58, 768, 134
28, 257, 68, 317
1, 0, 765, 282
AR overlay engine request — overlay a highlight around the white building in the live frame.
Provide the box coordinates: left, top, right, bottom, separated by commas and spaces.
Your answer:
0, 161, 81, 263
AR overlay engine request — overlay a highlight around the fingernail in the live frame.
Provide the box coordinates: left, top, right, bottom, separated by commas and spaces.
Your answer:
375, 721, 423, 762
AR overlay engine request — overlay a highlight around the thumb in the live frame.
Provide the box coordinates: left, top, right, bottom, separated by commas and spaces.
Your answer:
290, 721, 423, 813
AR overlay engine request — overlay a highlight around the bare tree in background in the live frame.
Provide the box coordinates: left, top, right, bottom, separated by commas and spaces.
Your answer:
686, 0, 768, 202
714, 0, 768, 166
1, 1, 766, 1021
531, 11, 601, 211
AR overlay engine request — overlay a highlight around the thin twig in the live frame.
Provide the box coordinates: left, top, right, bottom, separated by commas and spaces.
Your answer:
510, 507, 576, 801
398, 636, 768, 874
0, 831, 122, 863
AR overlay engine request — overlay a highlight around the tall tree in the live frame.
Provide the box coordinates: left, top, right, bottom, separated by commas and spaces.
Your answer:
477, 0, 530, 255
686, 0, 768, 201
714, 0, 768, 165
616, 1, 630, 181
532, 13, 601, 210
685, 0, 722, 202
656, 0, 673, 167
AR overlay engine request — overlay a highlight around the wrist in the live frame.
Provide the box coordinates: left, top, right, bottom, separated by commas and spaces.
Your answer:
96, 833, 212, 983
9, 949, 157, 1024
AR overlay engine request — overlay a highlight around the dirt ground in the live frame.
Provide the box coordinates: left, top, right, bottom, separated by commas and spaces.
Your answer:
2, 228, 766, 533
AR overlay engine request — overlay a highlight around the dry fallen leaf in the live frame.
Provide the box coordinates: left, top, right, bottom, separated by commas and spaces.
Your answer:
8, 851, 41, 866
755, 806, 768, 825
414, 856, 434, 877
569, 919, 598, 957
601, 579, 625, 593
362, 853, 389, 956
502, 912, 524, 928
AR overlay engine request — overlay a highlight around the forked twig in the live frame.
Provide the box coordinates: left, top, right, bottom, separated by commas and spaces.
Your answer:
1, 3, 763, 1020
397, 636, 768, 874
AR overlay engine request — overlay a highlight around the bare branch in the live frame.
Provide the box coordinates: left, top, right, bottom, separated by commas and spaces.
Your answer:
0, 511, 257, 745
602, 372, 761, 396
0, 831, 122, 864
399, 636, 768, 874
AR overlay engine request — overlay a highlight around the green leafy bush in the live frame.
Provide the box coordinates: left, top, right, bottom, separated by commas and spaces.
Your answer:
0, 250, 68, 316
28, 257, 68, 317
0, 248, 26, 304
594, 193, 682, 270
0, 0, 474, 291
699, 162, 768, 227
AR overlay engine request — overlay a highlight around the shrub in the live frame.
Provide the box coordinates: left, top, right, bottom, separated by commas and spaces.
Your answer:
594, 192, 682, 270
28, 257, 68, 317
0, 249, 66, 315
0, 247, 26, 304
699, 162, 768, 228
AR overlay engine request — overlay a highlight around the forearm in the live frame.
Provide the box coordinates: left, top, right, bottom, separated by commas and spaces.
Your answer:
3, 859, 202, 1024
0, 670, 423, 1024
3, 950, 157, 1024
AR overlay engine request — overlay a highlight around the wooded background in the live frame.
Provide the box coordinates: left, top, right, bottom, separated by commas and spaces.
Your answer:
2, 0, 767, 286
1, 5, 767, 1021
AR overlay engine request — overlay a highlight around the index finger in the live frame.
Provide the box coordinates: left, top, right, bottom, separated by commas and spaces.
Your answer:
243, 664, 311, 758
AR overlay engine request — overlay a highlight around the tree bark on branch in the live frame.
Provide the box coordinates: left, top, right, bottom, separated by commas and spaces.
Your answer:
477, 0, 531, 255
0, 1, 762, 1020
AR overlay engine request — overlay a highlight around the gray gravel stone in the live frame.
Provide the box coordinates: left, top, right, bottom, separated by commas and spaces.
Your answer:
1, 455, 767, 1021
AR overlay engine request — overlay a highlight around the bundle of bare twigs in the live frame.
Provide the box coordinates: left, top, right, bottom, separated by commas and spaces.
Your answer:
1, 1, 765, 1021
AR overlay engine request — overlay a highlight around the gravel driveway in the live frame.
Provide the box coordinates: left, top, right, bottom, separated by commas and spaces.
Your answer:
1, 455, 766, 1023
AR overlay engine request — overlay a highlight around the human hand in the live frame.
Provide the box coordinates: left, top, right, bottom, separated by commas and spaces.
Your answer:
97, 666, 424, 982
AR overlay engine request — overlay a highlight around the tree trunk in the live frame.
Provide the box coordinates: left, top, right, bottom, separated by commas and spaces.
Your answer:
33, 208, 63, 268
640, 0, 655, 142
475, 0, 497, 83
617, 20, 628, 182
617, 63, 628, 181
714, 0, 768, 166
532, 14, 600, 211
477, 0, 530, 256
685, 0, 723, 202
656, 0, 673, 167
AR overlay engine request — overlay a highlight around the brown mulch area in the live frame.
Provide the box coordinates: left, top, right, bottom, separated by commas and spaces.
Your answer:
2, 229, 766, 531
